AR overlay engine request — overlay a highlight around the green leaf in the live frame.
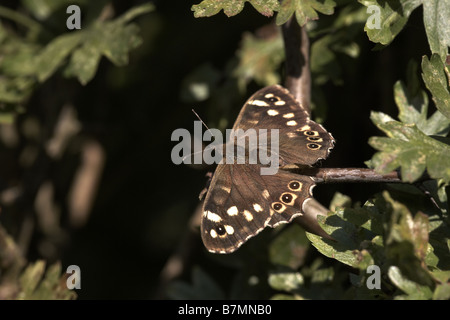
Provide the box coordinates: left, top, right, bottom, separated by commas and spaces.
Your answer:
268, 272, 304, 291
276, 0, 336, 26
358, 0, 422, 46
433, 282, 450, 300
422, 0, 450, 62
306, 206, 380, 269
17, 260, 76, 300
166, 266, 226, 300
21, 0, 88, 20
34, 32, 84, 83
394, 73, 450, 136
388, 266, 433, 299
269, 224, 310, 269
421, 54, 450, 120
191, 0, 280, 18
64, 22, 143, 85
33, 3, 152, 85
368, 112, 450, 183
233, 31, 284, 90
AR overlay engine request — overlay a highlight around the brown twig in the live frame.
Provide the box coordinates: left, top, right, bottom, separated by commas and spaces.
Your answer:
282, 17, 311, 112
294, 167, 403, 184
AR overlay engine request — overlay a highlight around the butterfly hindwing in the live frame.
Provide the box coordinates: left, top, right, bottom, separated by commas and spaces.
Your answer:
201, 164, 316, 254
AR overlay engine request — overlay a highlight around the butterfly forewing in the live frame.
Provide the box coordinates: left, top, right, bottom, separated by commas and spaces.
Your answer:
200, 85, 335, 253
233, 85, 334, 166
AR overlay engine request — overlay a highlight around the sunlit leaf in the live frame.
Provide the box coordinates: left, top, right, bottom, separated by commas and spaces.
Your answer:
192, 0, 280, 18
268, 272, 304, 291
358, 0, 422, 46
233, 31, 284, 90
388, 266, 433, 299
368, 112, 450, 183
422, 54, 450, 120
276, 0, 336, 26
422, 1, 450, 62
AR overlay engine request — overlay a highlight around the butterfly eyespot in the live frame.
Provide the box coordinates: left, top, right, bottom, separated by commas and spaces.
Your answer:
280, 192, 297, 205
288, 181, 302, 191
307, 143, 321, 150
272, 202, 286, 213
281, 193, 293, 203
304, 130, 318, 136
307, 137, 322, 142
216, 225, 226, 236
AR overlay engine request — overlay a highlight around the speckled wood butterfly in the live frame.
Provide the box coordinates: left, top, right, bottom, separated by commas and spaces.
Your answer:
201, 85, 334, 253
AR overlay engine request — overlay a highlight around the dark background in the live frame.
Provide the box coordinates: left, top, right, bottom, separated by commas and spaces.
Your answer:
0, 0, 430, 299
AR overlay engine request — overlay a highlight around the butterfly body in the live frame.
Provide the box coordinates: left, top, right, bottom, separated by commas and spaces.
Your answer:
201, 85, 334, 254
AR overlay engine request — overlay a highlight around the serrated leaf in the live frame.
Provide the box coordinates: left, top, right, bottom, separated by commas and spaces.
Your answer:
21, 0, 88, 20
233, 31, 284, 90
358, 0, 422, 46
18, 260, 46, 298
32, 3, 152, 85
422, 54, 450, 120
64, 22, 143, 85
369, 112, 450, 183
16, 260, 76, 300
192, 0, 280, 18
395, 78, 450, 136
34, 32, 84, 83
276, 0, 336, 26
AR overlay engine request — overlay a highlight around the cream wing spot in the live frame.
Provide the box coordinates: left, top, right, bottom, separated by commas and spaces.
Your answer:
274, 100, 286, 106
253, 203, 263, 212
283, 113, 295, 118
262, 189, 270, 200
205, 211, 222, 222
224, 225, 234, 235
299, 125, 311, 131
243, 210, 254, 221
210, 229, 218, 238
267, 109, 279, 116
226, 206, 238, 216
286, 120, 298, 126
249, 99, 269, 107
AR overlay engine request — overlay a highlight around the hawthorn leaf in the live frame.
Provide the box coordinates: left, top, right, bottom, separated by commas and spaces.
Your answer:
276, 0, 336, 26
421, 54, 450, 120
368, 112, 450, 183
358, 0, 422, 46
192, 0, 280, 18
233, 31, 284, 89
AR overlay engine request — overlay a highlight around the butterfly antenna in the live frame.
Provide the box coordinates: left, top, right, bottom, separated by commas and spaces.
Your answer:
192, 109, 212, 135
